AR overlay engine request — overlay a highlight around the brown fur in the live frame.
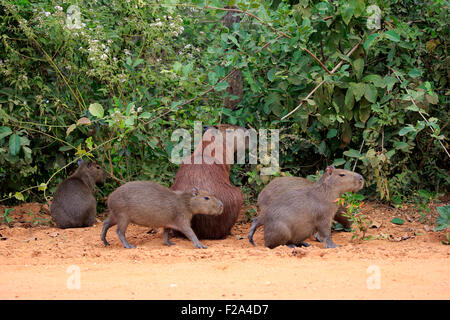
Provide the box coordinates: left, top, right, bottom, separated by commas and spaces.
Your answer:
248, 166, 364, 249
171, 124, 245, 239
50, 160, 106, 229
258, 176, 351, 228
101, 182, 223, 249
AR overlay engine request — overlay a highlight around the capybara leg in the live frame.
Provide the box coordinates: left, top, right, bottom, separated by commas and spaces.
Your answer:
317, 221, 339, 249
163, 228, 175, 246
116, 219, 135, 249
179, 226, 207, 249
248, 216, 263, 246
101, 216, 116, 246
296, 241, 310, 247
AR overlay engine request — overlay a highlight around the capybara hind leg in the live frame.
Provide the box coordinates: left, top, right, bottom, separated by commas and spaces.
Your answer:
116, 219, 135, 249
163, 228, 175, 246
101, 216, 116, 246
264, 223, 291, 249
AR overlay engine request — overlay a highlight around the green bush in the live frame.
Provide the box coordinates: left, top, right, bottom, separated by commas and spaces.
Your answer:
0, 0, 448, 205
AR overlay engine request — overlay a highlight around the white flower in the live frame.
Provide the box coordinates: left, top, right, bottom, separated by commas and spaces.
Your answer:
100, 54, 108, 60
124, 49, 131, 55
137, 107, 143, 113
44, 12, 50, 17
55, 6, 63, 11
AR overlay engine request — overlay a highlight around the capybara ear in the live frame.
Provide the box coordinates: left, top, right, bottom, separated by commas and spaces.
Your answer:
213, 125, 218, 129
325, 165, 335, 175
203, 125, 210, 133
87, 160, 94, 168
192, 187, 199, 197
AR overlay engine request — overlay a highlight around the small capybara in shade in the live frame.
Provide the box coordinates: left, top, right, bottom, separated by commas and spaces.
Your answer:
171, 124, 248, 239
101, 182, 223, 249
258, 176, 351, 230
50, 160, 106, 229
248, 166, 364, 249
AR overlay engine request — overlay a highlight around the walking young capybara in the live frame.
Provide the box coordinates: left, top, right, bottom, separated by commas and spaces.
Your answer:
248, 166, 364, 249
258, 176, 351, 230
101, 182, 223, 249
171, 124, 248, 239
50, 160, 106, 229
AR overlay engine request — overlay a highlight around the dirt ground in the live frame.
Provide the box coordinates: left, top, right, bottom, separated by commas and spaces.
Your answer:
0, 201, 449, 300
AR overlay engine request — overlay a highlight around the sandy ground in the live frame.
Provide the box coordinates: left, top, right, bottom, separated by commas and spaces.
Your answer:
0, 201, 449, 300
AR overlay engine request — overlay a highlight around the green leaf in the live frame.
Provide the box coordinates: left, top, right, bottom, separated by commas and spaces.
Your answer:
408, 68, 422, 78
345, 87, 355, 110
393, 141, 410, 151
332, 158, 346, 167
398, 125, 416, 136
14, 192, 24, 201
9, 134, 21, 156
352, 58, 364, 81
38, 183, 47, 192
59, 145, 73, 152
139, 112, 152, 119
384, 76, 398, 91
0, 126, 12, 140
214, 81, 229, 92
349, 83, 365, 101
327, 129, 338, 138
89, 103, 104, 118
208, 71, 218, 85
364, 85, 378, 103
391, 218, 405, 225
132, 59, 144, 68
385, 30, 400, 42
362, 74, 384, 87
343, 149, 362, 158
363, 33, 379, 50
267, 68, 276, 82
341, 4, 354, 25
435, 205, 450, 231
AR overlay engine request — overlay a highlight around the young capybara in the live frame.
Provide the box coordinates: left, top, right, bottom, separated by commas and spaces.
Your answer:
258, 176, 351, 230
248, 166, 364, 249
101, 182, 223, 249
50, 160, 106, 229
171, 124, 247, 239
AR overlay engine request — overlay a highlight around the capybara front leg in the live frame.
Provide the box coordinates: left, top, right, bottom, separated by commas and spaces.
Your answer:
179, 226, 207, 249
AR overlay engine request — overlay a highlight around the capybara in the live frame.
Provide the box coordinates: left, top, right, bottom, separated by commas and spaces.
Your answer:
171, 124, 248, 239
258, 176, 351, 230
101, 182, 223, 249
50, 160, 106, 229
248, 166, 364, 249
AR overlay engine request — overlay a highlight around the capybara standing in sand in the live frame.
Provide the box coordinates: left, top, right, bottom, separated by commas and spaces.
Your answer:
50, 160, 107, 229
101, 182, 223, 249
258, 176, 351, 229
248, 166, 364, 249
171, 124, 248, 239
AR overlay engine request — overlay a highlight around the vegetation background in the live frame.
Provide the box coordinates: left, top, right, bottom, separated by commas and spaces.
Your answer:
0, 0, 448, 211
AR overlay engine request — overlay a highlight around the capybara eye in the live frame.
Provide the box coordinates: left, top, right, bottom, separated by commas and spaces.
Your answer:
339, 174, 346, 177
204, 197, 210, 200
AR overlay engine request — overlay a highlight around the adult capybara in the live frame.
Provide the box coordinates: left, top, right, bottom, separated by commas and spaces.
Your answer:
171, 124, 248, 239
101, 182, 223, 249
248, 166, 364, 249
258, 176, 351, 229
50, 160, 106, 229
